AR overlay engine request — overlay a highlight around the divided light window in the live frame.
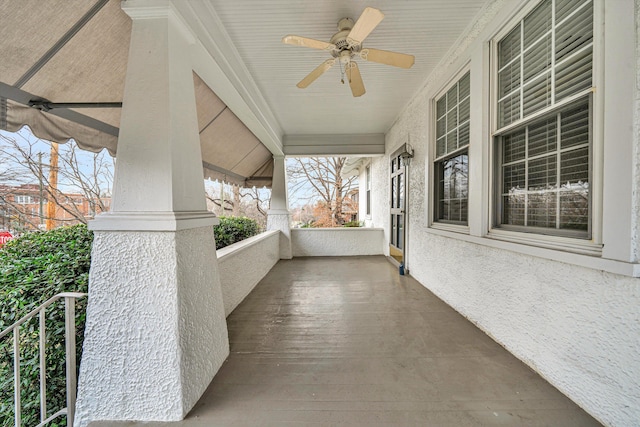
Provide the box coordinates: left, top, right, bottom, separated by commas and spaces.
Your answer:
15, 195, 35, 204
434, 71, 470, 224
494, 0, 593, 238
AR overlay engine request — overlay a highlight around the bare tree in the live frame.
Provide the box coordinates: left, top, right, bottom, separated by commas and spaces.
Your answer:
204, 180, 270, 229
240, 186, 268, 222
287, 157, 358, 227
0, 130, 113, 230
205, 183, 234, 216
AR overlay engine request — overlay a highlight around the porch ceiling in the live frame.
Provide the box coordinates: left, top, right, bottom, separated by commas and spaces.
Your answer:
205, 0, 489, 137
1, 0, 492, 166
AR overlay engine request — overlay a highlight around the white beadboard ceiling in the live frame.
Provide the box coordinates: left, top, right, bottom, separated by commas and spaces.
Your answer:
208, 0, 490, 136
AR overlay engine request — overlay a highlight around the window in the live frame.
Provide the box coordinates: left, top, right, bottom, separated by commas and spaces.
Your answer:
14, 195, 34, 204
365, 166, 371, 216
434, 71, 470, 224
494, 0, 593, 238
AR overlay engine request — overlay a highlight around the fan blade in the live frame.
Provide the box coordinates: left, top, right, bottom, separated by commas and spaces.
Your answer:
347, 7, 384, 47
297, 59, 336, 88
282, 35, 336, 51
347, 61, 365, 97
360, 48, 415, 69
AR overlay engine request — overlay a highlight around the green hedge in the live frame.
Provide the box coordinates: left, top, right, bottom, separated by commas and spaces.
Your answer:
343, 220, 363, 228
214, 216, 260, 249
0, 217, 259, 426
0, 224, 92, 427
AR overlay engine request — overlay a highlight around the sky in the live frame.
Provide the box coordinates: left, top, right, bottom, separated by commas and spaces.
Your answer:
0, 126, 115, 194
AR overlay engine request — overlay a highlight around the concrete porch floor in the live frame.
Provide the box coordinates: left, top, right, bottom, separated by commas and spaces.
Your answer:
95, 256, 600, 426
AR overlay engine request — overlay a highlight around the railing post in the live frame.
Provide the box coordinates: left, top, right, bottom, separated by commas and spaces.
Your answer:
39, 307, 47, 423
13, 327, 21, 427
65, 297, 77, 426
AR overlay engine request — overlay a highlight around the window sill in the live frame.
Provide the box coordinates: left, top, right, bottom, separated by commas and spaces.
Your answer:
488, 228, 601, 256
430, 222, 469, 234
424, 227, 640, 277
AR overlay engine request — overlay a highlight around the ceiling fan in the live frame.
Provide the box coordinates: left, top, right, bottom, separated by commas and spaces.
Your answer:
282, 7, 415, 97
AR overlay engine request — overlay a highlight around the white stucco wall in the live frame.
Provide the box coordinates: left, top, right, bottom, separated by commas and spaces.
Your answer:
217, 230, 280, 316
367, 1, 640, 426
633, 0, 640, 263
360, 157, 390, 256
291, 228, 384, 257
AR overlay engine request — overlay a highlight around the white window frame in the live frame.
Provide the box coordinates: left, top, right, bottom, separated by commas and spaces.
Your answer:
488, 0, 603, 256
15, 195, 34, 204
430, 65, 471, 234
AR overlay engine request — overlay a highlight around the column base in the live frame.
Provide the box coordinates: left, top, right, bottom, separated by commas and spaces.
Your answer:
74, 226, 228, 426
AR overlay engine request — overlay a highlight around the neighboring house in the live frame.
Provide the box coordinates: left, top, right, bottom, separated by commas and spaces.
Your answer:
0, 184, 41, 230
342, 188, 359, 223
0, 183, 111, 231
1, 1, 639, 427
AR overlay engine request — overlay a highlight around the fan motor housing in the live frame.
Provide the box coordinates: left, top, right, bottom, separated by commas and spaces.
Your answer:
330, 29, 350, 50
331, 17, 361, 53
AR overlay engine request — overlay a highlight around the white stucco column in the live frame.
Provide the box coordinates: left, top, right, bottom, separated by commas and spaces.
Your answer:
267, 155, 292, 259
74, 2, 229, 426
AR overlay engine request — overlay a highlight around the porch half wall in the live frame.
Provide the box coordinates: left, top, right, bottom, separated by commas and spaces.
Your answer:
291, 228, 385, 257
217, 230, 280, 317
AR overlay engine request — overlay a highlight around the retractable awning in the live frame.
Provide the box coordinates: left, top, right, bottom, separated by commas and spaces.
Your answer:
0, 0, 273, 187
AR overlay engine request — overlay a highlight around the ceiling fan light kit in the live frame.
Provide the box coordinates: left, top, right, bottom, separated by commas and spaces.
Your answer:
282, 7, 415, 97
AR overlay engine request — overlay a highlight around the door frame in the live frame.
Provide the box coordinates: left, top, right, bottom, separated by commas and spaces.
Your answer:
389, 144, 411, 269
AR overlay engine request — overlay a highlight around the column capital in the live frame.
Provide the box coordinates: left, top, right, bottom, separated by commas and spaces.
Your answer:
122, 0, 196, 44
89, 211, 219, 232
267, 209, 290, 216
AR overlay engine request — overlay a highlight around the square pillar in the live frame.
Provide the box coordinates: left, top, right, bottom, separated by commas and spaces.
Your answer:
74, 2, 228, 426
267, 155, 292, 259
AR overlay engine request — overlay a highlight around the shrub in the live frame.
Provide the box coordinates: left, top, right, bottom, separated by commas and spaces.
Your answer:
343, 220, 363, 228
213, 216, 260, 249
0, 225, 92, 427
